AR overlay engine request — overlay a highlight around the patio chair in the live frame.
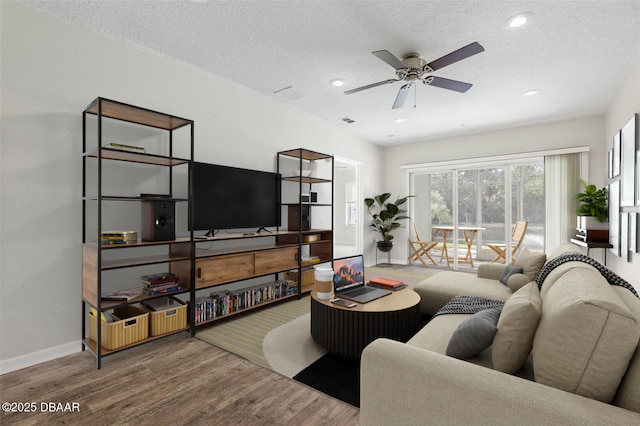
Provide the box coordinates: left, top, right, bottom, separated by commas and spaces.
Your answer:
408, 223, 438, 267
487, 220, 528, 264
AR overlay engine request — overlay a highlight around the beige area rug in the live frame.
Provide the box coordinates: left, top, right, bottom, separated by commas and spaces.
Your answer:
196, 265, 439, 374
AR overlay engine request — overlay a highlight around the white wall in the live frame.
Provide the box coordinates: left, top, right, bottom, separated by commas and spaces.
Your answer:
0, 2, 382, 370
604, 58, 640, 288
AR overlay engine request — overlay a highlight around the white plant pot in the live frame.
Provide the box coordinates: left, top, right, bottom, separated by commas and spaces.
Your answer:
577, 216, 608, 230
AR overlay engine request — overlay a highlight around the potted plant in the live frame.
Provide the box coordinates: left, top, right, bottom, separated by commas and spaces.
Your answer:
576, 179, 608, 234
364, 193, 413, 252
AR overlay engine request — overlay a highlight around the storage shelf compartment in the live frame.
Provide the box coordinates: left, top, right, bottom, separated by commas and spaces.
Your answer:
84, 147, 190, 166
194, 230, 295, 242
84, 287, 190, 311
83, 194, 189, 202
194, 241, 297, 258
84, 238, 192, 250
278, 148, 332, 161
281, 176, 331, 184
85, 97, 192, 131
194, 293, 299, 326
82, 326, 189, 357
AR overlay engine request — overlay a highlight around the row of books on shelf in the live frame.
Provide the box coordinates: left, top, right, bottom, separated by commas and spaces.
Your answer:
101, 230, 138, 245
194, 280, 298, 323
102, 272, 180, 301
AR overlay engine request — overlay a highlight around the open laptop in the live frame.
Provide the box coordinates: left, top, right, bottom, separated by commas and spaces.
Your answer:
332, 255, 391, 304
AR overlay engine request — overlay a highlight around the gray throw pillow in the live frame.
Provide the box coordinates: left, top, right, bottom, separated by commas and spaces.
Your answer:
446, 307, 502, 359
500, 264, 524, 285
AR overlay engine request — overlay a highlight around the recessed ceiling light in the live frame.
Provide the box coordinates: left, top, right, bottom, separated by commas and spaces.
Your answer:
523, 89, 541, 96
330, 79, 345, 87
395, 118, 406, 123
505, 12, 534, 29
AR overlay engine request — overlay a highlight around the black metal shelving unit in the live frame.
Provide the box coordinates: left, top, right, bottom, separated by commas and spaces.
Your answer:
277, 148, 334, 296
82, 97, 194, 369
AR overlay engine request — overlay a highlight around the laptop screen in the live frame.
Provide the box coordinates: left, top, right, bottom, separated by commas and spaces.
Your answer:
332, 255, 365, 292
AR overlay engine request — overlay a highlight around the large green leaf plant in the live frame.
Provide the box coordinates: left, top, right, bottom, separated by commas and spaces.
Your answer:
576, 179, 608, 223
364, 193, 414, 242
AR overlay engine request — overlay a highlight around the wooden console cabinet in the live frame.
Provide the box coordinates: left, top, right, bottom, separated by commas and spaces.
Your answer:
194, 246, 299, 288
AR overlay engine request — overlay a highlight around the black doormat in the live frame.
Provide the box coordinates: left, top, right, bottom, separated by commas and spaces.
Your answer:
293, 352, 360, 407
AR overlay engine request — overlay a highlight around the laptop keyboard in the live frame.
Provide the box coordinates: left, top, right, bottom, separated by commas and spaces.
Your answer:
344, 287, 373, 297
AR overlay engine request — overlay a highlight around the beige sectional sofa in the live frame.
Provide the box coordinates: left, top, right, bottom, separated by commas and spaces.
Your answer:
361, 243, 640, 424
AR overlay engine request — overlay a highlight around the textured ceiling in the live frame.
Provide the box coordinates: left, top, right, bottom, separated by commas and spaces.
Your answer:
24, 1, 640, 146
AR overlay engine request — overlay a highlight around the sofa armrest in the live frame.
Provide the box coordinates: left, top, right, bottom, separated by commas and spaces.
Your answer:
477, 263, 505, 280
506, 273, 531, 292
360, 339, 640, 425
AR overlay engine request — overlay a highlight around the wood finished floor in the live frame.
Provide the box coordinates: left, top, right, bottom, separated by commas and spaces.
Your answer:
0, 333, 359, 425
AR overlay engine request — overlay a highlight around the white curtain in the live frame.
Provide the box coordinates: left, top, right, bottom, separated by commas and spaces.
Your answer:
544, 153, 581, 252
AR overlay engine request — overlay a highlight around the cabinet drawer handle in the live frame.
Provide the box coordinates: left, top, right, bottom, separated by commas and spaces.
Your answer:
197, 268, 201, 278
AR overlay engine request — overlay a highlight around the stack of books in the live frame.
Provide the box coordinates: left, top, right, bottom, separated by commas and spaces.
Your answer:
101, 231, 138, 245
141, 272, 180, 296
105, 143, 146, 153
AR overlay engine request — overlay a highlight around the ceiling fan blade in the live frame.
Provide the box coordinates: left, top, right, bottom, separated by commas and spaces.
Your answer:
425, 42, 484, 72
392, 83, 413, 109
425, 76, 473, 93
372, 50, 407, 70
344, 79, 399, 95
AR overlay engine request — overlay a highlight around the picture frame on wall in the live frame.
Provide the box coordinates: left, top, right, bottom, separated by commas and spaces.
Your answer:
620, 113, 638, 207
609, 181, 620, 257
630, 213, 638, 254
612, 131, 621, 178
637, 151, 640, 206
620, 212, 629, 262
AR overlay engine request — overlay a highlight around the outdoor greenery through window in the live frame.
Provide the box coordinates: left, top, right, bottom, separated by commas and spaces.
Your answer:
412, 159, 544, 269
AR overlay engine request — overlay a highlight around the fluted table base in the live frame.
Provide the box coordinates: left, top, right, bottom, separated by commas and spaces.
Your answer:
310, 288, 421, 358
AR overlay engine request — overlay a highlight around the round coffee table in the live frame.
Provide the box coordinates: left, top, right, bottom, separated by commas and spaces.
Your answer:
310, 288, 421, 358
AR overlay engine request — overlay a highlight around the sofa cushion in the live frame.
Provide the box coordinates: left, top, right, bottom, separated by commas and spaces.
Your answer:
492, 282, 542, 374
414, 271, 513, 316
611, 286, 640, 413
532, 268, 640, 403
506, 273, 532, 292
515, 248, 546, 281
446, 307, 501, 359
545, 242, 581, 264
500, 264, 523, 285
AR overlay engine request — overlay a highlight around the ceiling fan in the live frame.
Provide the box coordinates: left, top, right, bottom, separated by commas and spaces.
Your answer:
344, 42, 484, 109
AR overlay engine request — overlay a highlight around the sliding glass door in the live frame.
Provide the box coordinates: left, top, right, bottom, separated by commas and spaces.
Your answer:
411, 159, 544, 270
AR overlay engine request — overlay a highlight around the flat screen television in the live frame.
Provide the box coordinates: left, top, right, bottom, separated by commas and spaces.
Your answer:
191, 162, 281, 234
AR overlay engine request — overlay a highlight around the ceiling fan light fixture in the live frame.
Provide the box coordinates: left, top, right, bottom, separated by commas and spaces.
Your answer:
330, 78, 345, 87
506, 12, 534, 29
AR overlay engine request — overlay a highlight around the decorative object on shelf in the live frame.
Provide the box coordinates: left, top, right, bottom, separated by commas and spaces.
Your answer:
576, 179, 609, 242
365, 193, 413, 252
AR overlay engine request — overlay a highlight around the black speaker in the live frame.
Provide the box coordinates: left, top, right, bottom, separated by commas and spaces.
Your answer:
288, 204, 310, 231
141, 200, 175, 241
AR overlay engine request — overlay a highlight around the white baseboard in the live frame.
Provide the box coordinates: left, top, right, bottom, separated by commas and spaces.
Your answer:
0, 341, 81, 375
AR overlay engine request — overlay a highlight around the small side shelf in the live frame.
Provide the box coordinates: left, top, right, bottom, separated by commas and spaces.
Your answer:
81, 326, 189, 357
84, 147, 190, 166
84, 97, 192, 131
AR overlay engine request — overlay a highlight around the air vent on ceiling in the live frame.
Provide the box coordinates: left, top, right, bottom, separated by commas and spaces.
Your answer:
341, 117, 356, 124
273, 86, 305, 101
